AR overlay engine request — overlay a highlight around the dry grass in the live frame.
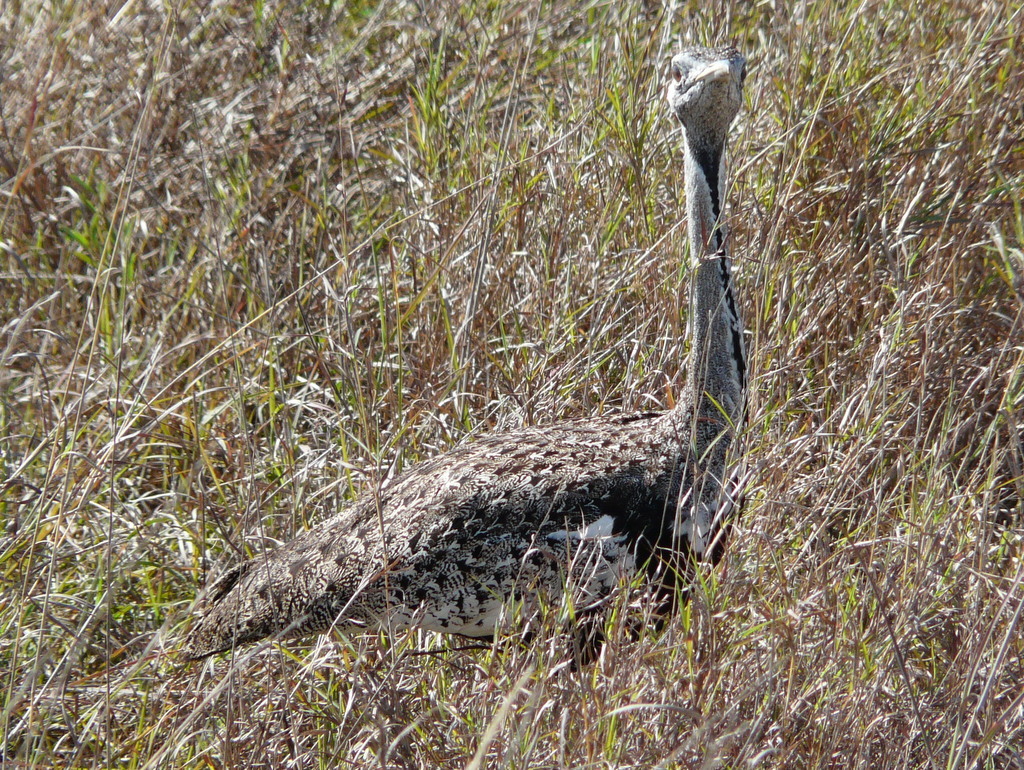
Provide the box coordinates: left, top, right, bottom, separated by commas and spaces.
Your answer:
2, 0, 1023, 767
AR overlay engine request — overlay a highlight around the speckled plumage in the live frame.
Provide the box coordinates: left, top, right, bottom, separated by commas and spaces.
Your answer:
181, 46, 749, 660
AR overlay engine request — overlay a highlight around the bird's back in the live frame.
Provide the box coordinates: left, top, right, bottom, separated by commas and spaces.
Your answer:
182, 408, 704, 659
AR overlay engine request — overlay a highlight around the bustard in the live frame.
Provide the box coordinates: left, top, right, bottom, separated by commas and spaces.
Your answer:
181, 46, 748, 660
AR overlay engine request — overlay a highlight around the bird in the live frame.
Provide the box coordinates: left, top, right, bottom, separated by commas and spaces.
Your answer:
181, 45, 748, 661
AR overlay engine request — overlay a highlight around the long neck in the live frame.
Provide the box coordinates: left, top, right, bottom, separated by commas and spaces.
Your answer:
681, 130, 746, 432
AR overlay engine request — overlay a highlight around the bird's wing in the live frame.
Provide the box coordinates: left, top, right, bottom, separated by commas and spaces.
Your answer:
180, 411, 686, 659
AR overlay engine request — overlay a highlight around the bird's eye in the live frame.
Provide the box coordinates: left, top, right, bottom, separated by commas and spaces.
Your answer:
672, 64, 682, 83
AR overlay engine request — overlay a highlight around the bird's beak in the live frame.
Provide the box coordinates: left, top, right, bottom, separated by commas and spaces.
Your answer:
691, 60, 732, 84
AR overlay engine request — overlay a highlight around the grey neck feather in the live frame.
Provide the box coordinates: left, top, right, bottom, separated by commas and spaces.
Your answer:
681, 128, 747, 430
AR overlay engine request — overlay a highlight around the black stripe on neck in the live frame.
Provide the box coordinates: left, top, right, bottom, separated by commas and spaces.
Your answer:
718, 257, 747, 399
692, 144, 722, 222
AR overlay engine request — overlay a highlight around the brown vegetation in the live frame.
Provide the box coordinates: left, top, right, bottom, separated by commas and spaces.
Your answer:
1, 0, 1021, 767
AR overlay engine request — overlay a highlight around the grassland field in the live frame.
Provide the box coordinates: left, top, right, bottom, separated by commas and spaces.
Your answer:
1, 0, 1023, 767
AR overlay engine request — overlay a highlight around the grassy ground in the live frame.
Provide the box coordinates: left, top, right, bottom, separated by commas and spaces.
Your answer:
2, 0, 1023, 767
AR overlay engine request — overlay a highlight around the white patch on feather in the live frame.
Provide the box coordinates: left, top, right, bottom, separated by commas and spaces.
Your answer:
546, 514, 619, 543
675, 501, 711, 554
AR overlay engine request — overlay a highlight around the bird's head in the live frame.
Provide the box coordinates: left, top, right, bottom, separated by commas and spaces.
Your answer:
666, 46, 746, 142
